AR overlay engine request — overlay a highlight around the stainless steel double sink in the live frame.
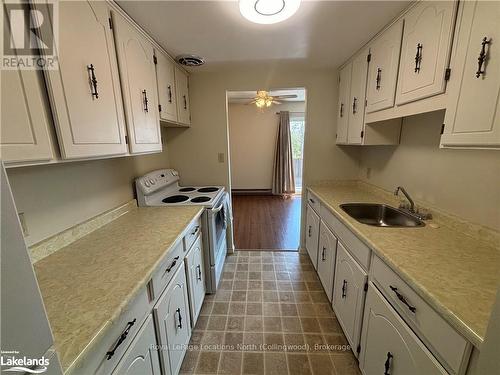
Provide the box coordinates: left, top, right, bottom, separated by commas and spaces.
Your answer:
340, 203, 425, 227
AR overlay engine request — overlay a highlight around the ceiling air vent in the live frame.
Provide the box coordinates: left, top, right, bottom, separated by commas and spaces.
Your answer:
175, 54, 205, 67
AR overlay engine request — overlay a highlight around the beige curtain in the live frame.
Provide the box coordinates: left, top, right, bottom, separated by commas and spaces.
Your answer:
272, 111, 296, 197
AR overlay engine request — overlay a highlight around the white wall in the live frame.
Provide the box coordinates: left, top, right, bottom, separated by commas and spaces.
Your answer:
359, 110, 500, 231
7, 128, 170, 246
228, 101, 305, 190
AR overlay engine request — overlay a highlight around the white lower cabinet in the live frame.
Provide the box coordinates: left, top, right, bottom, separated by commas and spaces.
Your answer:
154, 264, 191, 375
360, 283, 448, 375
185, 235, 206, 326
317, 222, 337, 302
112, 315, 161, 375
305, 205, 320, 269
332, 242, 367, 355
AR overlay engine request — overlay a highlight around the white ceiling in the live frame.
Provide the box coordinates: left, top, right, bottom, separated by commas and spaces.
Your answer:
227, 89, 306, 103
118, 0, 410, 72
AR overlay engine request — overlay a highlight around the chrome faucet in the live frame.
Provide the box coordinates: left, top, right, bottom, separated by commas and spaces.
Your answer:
394, 186, 415, 212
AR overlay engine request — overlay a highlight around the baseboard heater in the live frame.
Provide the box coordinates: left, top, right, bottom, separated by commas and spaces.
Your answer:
232, 189, 272, 195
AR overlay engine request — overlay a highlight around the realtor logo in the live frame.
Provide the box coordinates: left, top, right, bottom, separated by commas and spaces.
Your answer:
2, 1, 58, 69
1, 351, 49, 373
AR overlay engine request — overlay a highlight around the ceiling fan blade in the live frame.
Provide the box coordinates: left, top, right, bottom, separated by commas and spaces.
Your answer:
273, 94, 298, 99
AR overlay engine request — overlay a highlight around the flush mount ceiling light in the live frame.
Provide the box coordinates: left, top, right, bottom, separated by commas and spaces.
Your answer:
239, 0, 301, 24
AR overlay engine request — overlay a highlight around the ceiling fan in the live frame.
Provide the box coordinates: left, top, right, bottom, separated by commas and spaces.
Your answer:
248, 90, 298, 108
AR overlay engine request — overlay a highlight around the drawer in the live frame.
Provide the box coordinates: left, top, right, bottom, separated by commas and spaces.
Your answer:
151, 239, 184, 300
72, 286, 150, 375
319, 206, 370, 270
184, 217, 201, 253
306, 190, 321, 214
371, 255, 471, 375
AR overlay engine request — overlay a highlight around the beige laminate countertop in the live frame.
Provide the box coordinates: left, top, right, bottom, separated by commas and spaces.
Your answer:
34, 205, 204, 373
308, 182, 500, 349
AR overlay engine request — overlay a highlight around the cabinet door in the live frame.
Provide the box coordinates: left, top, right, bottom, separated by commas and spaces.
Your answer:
366, 20, 404, 113
441, 0, 500, 148
39, 1, 128, 159
317, 222, 337, 302
359, 284, 448, 375
305, 205, 320, 270
155, 51, 178, 123
396, 1, 457, 105
113, 12, 162, 154
175, 67, 191, 125
185, 236, 205, 326
336, 63, 352, 144
347, 50, 369, 144
154, 265, 191, 375
112, 315, 161, 375
332, 242, 367, 354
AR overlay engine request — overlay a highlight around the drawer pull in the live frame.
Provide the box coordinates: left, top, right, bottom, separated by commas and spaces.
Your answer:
308, 225, 312, 237
176, 308, 183, 329
196, 265, 202, 281
191, 225, 200, 236
106, 318, 136, 360
321, 246, 326, 261
476, 37, 490, 78
166, 256, 180, 273
341, 280, 347, 299
309, 198, 315, 204
167, 85, 172, 103
389, 285, 416, 313
384, 352, 393, 375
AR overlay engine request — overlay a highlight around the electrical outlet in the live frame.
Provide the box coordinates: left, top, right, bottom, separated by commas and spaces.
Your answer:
18, 212, 29, 237
218, 153, 225, 163
366, 167, 372, 179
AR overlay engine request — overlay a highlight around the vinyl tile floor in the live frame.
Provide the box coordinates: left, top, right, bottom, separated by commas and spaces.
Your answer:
179, 251, 362, 375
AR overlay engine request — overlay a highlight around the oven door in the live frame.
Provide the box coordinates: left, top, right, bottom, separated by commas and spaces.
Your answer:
207, 194, 228, 265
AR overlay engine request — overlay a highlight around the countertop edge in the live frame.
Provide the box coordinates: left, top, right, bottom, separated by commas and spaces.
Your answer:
308, 186, 484, 349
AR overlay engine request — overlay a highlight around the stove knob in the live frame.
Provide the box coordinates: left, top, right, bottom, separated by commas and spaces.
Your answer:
149, 179, 155, 185
144, 181, 151, 188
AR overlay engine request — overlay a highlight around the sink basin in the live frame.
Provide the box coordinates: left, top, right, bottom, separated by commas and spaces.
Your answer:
340, 203, 425, 227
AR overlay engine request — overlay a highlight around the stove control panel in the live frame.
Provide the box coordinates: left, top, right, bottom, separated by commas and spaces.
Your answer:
136, 169, 179, 196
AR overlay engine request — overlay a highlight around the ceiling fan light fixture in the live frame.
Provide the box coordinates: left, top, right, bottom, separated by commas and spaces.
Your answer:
239, 0, 301, 24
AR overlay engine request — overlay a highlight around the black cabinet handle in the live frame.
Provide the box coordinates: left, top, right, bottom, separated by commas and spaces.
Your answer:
191, 226, 200, 236
414, 43, 423, 73
166, 256, 180, 273
183, 95, 187, 110
352, 97, 357, 114
142, 90, 149, 112
476, 37, 490, 78
87, 64, 99, 99
321, 246, 326, 261
196, 265, 202, 281
376, 68, 382, 90
384, 352, 393, 375
167, 85, 172, 103
308, 225, 312, 237
340, 103, 344, 118
106, 318, 136, 360
389, 285, 416, 313
309, 198, 315, 204
341, 280, 347, 299
176, 308, 183, 329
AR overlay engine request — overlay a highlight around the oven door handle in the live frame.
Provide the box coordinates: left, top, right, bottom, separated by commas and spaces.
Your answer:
210, 203, 225, 214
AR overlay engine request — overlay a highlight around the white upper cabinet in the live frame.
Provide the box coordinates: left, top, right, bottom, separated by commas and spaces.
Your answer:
347, 49, 370, 144
441, 0, 500, 148
336, 63, 352, 144
396, 1, 457, 105
39, 1, 128, 160
155, 51, 178, 123
112, 12, 162, 154
366, 19, 404, 113
175, 67, 191, 126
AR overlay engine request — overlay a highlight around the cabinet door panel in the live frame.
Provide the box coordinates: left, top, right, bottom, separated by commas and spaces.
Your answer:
156, 51, 178, 123
332, 242, 367, 354
113, 12, 162, 153
396, 1, 456, 105
305, 205, 320, 270
441, 0, 500, 148
366, 20, 404, 113
175, 67, 190, 125
185, 236, 205, 326
40, 1, 128, 159
112, 315, 161, 375
154, 266, 191, 375
336, 63, 352, 144
317, 222, 337, 302
360, 284, 448, 375
347, 50, 369, 144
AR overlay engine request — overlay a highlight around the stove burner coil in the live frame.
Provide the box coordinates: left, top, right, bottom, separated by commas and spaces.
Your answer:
162, 195, 189, 203
198, 187, 218, 193
191, 196, 211, 203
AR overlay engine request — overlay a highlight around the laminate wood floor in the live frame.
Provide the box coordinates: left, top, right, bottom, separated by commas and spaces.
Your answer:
232, 195, 301, 251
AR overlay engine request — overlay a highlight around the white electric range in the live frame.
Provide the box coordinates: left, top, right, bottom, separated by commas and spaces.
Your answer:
135, 169, 229, 293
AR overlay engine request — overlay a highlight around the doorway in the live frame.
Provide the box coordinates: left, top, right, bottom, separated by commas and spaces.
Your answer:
227, 88, 306, 251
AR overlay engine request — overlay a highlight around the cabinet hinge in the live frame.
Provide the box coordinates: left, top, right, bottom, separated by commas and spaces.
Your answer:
440, 124, 445, 135
125, 135, 128, 144
153, 55, 157, 65
158, 104, 162, 112
360, 130, 364, 138
444, 68, 451, 81
356, 344, 361, 354
364, 282, 368, 292
108, 17, 113, 30
365, 99, 367, 107
367, 53, 371, 63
